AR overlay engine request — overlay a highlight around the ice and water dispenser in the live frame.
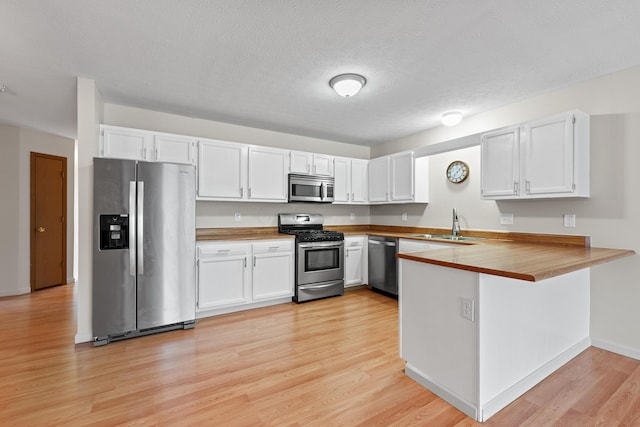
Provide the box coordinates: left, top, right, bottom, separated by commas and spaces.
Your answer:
99, 215, 129, 250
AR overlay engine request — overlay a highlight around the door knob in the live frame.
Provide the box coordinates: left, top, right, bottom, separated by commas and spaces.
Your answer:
36, 226, 46, 233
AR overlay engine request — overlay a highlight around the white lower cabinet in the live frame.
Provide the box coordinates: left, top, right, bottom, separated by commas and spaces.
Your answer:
251, 241, 294, 300
197, 239, 294, 316
345, 236, 367, 287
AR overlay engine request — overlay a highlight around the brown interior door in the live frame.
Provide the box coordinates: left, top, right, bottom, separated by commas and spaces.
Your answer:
31, 152, 67, 291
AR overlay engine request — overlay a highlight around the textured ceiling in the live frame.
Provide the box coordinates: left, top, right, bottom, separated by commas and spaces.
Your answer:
2, 1, 640, 146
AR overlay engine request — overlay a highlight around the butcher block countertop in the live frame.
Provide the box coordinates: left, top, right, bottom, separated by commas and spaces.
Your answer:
397, 241, 634, 282
197, 225, 634, 281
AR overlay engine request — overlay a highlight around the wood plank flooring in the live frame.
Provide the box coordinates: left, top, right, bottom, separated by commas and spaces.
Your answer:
1, 284, 639, 426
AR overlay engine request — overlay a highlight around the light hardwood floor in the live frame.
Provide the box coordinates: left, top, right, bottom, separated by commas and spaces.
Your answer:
1, 284, 639, 426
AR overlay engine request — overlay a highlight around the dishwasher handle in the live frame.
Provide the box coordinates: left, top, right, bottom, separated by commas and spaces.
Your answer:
369, 240, 397, 247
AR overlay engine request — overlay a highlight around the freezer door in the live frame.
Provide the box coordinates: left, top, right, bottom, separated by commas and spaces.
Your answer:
93, 158, 137, 337
136, 161, 196, 330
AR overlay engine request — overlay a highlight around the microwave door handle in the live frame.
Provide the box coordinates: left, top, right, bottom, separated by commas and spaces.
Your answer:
320, 182, 325, 200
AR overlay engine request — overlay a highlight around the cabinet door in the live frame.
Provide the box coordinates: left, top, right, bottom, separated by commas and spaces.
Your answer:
390, 152, 414, 201
345, 245, 363, 286
333, 157, 350, 203
154, 134, 196, 165
101, 126, 151, 160
252, 241, 293, 300
197, 139, 246, 199
350, 159, 368, 203
197, 244, 251, 310
481, 126, 520, 198
313, 154, 334, 176
368, 157, 389, 202
522, 113, 575, 196
247, 147, 287, 202
289, 151, 312, 174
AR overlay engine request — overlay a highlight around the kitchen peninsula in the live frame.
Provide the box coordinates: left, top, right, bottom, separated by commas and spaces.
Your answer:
397, 239, 634, 422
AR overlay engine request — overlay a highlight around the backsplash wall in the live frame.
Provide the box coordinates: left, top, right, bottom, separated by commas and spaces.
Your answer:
196, 201, 371, 229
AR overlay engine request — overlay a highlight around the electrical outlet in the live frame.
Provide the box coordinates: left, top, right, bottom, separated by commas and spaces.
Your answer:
234, 212, 241, 222
500, 213, 514, 225
563, 214, 576, 228
350, 212, 355, 220
401, 213, 408, 221
461, 298, 475, 321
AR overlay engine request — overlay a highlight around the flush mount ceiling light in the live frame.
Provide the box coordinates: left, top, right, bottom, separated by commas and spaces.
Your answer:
329, 73, 366, 97
441, 111, 462, 126
0, 84, 7, 93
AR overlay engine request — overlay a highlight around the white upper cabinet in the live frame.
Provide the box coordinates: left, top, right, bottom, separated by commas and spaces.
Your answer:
369, 152, 429, 204
368, 156, 390, 202
100, 126, 153, 161
198, 140, 288, 202
100, 125, 195, 165
247, 146, 288, 202
289, 151, 334, 176
312, 154, 334, 176
289, 151, 312, 174
481, 110, 589, 200
334, 157, 368, 204
153, 134, 196, 165
197, 139, 247, 200
480, 126, 520, 198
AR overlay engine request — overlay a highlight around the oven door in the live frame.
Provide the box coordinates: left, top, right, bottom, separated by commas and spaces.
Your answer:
297, 241, 344, 285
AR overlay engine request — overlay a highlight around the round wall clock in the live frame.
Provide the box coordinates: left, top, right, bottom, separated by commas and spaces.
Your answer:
446, 160, 469, 184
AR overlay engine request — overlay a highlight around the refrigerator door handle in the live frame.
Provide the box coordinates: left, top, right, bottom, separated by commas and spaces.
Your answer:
137, 181, 144, 275
129, 181, 136, 276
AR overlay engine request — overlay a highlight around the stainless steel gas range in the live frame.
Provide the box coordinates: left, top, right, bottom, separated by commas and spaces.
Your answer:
278, 213, 344, 303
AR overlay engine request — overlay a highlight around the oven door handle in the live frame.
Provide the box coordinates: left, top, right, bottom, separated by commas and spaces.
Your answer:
298, 280, 343, 290
298, 242, 344, 249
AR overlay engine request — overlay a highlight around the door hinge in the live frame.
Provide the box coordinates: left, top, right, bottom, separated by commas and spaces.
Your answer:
61, 171, 65, 178
60, 216, 65, 223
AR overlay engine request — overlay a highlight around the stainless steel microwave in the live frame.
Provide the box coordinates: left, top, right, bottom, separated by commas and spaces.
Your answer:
288, 174, 334, 203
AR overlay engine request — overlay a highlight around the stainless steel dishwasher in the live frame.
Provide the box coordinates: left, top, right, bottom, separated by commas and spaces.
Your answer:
368, 236, 398, 296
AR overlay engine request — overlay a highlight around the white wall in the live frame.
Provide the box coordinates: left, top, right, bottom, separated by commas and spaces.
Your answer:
197, 202, 370, 228
75, 78, 103, 344
0, 124, 75, 297
104, 104, 370, 159
373, 66, 640, 357
0, 124, 22, 296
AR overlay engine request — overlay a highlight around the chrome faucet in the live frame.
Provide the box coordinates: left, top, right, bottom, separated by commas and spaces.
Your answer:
452, 208, 461, 237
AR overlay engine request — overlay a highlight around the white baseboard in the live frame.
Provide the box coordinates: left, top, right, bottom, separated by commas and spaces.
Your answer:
196, 296, 292, 319
480, 337, 591, 421
0, 286, 31, 297
404, 337, 591, 422
405, 363, 478, 421
75, 332, 93, 344
591, 338, 640, 361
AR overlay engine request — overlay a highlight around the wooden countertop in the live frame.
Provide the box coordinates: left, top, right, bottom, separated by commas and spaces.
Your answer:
397, 241, 635, 282
197, 225, 634, 281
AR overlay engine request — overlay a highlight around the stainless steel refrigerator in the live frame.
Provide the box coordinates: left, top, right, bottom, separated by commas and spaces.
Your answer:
92, 158, 196, 346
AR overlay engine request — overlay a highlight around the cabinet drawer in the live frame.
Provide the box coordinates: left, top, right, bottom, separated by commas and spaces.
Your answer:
252, 240, 293, 254
198, 243, 250, 258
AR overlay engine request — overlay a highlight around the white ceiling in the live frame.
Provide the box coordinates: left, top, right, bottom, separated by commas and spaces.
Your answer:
2, 1, 640, 146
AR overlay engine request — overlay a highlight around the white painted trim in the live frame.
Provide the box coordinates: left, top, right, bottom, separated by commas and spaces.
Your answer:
405, 363, 478, 421
75, 332, 93, 344
591, 338, 640, 361
480, 337, 591, 421
0, 286, 30, 297
196, 296, 292, 318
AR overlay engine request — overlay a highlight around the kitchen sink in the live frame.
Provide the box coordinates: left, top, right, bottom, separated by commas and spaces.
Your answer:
411, 234, 484, 241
